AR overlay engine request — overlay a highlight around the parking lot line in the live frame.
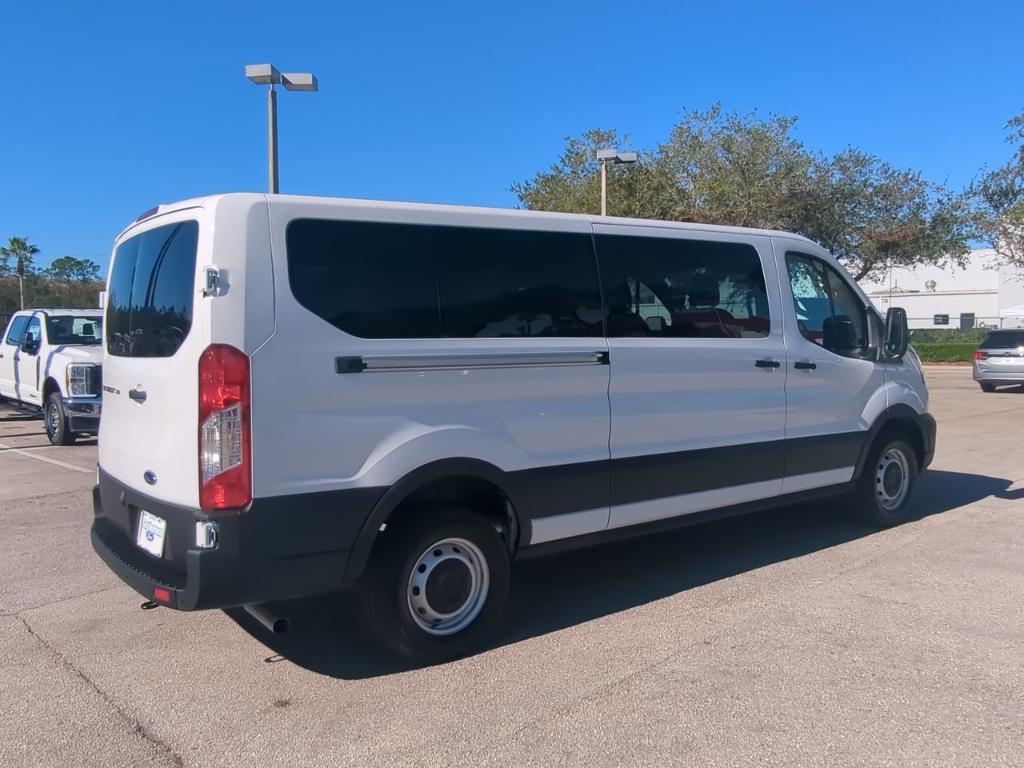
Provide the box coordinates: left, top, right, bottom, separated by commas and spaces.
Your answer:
0, 441, 93, 475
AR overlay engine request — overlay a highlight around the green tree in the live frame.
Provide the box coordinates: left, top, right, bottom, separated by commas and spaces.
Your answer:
513, 106, 972, 282
0, 236, 40, 278
0, 237, 41, 309
971, 111, 1024, 268
46, 256, 102, 283
799, 149, 972, 281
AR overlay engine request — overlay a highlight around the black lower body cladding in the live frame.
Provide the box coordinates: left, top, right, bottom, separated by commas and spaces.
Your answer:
90, 468, 385, 610
91, 409, 937, 610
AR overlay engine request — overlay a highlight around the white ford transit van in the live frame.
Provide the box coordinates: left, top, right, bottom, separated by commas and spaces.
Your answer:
92, 194, 935, 662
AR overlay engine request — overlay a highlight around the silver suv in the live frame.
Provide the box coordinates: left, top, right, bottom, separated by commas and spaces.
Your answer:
973, 329, 1024, 392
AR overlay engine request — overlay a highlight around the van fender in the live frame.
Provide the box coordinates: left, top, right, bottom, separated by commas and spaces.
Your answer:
852, 404, 936, 481
343, 458, 533, 581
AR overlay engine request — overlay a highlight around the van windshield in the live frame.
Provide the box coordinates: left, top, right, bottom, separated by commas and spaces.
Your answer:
47, 315, 103, 345
106, 221, 199, 357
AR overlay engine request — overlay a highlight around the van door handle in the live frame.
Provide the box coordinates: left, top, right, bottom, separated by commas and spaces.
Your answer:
128, 388, 147, 403
794, 361, 817, 370
754, 359, 781, 369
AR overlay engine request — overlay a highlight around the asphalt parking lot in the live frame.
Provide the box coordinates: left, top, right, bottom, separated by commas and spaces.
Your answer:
1, 367, 1022, 767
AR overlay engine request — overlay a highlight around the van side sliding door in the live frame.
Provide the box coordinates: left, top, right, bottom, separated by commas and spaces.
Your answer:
594, 224, 788, 529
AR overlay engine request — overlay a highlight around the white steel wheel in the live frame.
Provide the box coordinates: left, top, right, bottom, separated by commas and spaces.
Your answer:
406, 537, 490, 636
875, 446, 911, 511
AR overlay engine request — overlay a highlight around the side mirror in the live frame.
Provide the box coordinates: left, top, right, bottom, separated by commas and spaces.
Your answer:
20, 338, 40, 356
884, 306, 909, 358
823, 315, 856, 352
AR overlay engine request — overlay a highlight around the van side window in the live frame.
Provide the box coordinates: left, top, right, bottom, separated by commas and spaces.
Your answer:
107, 221, 199, 358
786, 253, 872, 359
4, 316, 30, 346
435, 228, 602, 338
596, 234, 770, 338
286, 220, 603, 339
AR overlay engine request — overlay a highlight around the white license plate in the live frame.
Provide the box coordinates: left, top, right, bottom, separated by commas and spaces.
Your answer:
136, 510, 167, 558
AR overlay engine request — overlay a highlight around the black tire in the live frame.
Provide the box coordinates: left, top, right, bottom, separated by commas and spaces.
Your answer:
359, 507, 511, 664
847, 435, 919, 527
44, 392, 76, 446
979, 382, 997, 393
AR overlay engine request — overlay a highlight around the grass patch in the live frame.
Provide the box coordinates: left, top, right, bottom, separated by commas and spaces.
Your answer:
912, 342, 976, 363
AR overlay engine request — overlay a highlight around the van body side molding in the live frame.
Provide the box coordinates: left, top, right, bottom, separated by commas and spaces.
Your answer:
335, 350, 609, 374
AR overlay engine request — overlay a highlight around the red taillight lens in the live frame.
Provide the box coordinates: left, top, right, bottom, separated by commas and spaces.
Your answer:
153, 587, 171, 603
974, 351, 988, 361
198, 344, 251, 511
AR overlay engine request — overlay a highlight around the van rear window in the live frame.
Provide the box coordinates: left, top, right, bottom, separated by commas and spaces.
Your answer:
106, 221, 199, 357
980, 330, 1024, 349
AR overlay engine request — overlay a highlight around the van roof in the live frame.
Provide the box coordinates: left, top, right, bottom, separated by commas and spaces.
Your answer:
119, 192, 819, 246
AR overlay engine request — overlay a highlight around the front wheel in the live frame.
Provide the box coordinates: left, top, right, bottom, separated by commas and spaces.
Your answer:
44, 393, 76, 446
847, 436, 919, 527
360, 507, 511, 663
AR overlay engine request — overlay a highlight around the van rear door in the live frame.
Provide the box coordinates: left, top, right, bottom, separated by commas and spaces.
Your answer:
99, 213, 205, 507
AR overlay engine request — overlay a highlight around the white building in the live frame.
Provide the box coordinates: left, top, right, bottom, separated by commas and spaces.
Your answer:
859, 250, 1024, 330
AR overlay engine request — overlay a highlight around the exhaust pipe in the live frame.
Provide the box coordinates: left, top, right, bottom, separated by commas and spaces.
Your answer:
244, 603, 289, 634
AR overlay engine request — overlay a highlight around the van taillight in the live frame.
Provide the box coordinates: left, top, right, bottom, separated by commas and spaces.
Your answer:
974, 351, 988, 361
198, 345, 251, 511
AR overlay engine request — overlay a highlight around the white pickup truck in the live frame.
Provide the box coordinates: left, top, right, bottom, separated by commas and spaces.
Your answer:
0, 309, 104, 445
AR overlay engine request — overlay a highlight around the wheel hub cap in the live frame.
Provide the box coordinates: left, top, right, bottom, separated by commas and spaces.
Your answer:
407, 538, 489, 636
875, 447, 910, 511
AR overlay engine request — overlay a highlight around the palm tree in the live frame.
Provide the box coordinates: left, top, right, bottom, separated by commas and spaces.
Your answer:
0, 237, 41, 309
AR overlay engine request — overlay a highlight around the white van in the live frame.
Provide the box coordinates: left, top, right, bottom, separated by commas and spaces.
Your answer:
92, 194, 935, 662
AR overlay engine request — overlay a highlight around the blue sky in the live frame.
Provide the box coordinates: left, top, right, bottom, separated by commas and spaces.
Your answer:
2, 0, 1021, 271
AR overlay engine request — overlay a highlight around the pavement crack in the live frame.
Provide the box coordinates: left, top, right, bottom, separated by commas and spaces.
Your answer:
14, 614, 185, 768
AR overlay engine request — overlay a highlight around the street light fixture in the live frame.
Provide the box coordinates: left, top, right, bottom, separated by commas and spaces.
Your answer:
245, 63, 319, 194
596, 149, 638, 216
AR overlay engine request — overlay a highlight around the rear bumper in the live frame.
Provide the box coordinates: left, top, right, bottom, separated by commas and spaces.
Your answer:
972, 371, 1024, 385
90, 468, 384, 610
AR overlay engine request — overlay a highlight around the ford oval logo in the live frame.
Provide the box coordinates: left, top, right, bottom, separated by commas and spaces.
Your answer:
143, 471, 157, 486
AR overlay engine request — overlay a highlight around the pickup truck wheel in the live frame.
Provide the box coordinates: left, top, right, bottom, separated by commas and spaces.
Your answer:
44, 393, 76, 446
360, 507, 511, 664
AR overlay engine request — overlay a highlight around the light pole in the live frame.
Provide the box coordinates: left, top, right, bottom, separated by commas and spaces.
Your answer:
245, 64, 319, 194
596, 149, 638, 216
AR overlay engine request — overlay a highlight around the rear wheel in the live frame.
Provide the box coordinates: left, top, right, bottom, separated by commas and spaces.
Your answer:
848, 435, 918, 527
44, 393, 76, 446
979, 382, 997, 393
360, 507, 511, 663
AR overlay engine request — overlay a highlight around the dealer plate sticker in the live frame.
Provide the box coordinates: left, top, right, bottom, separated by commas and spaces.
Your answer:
136, 510, 167, 558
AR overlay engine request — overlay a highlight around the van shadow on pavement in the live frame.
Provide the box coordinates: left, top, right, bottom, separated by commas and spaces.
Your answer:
226, 469, 1022, 680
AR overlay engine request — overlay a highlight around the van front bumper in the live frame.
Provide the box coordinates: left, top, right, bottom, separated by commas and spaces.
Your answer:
90, 468, 384, 610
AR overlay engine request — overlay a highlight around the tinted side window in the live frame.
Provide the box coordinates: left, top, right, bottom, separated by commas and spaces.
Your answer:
787, 253, 871, 359
436, 228, 601, 338
4, 316, 29, 346
596, 234, 770, 338
286, 220, 603, 339
107, 221, 199, 357
287, 219, 439, 339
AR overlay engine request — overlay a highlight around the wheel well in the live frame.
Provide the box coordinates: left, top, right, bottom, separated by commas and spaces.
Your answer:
378, 475, 519, 554
877, 418, 925, 468
42, 377, 61, 402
